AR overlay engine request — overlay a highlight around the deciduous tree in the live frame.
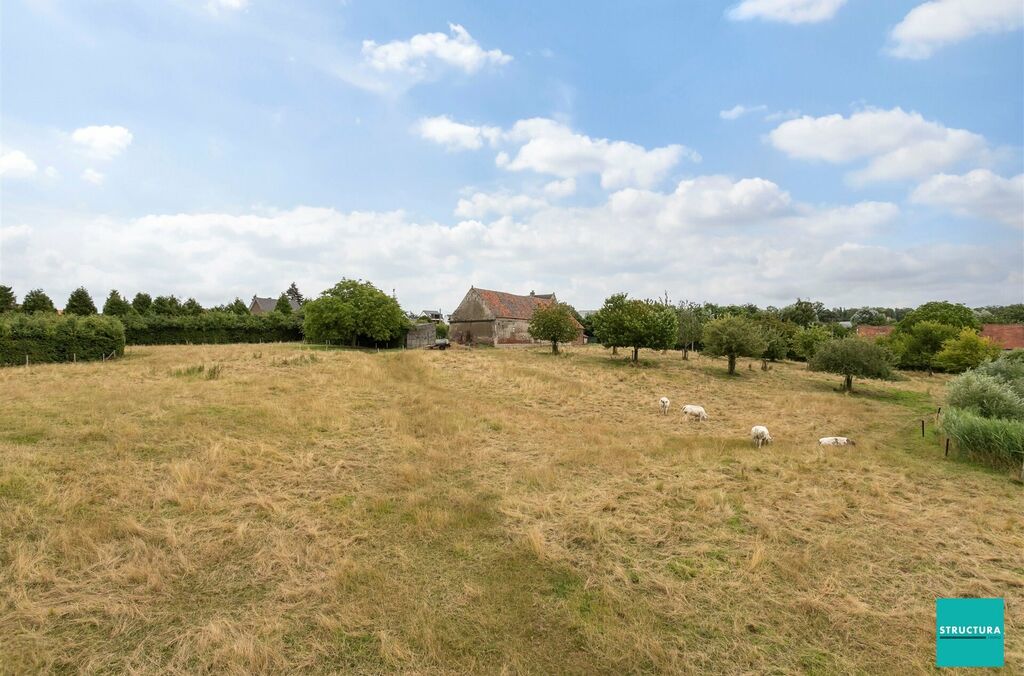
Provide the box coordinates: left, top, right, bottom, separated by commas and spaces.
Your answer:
528, 302, 579, 354
701, 315, 765, 375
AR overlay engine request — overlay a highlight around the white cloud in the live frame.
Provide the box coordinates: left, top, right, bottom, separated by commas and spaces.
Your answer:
768, 107, 990, 183
454, 191, 548, 219
44, 166, 60, 179
543, 178, 577, 198
417, 116, 698, 189
71, 125, 134, 160
362, 23, 511, 76
205, 0, 248, 12
81, 168, 105, 185
911, 170, 1024, 228
0, 150, 38, 178
727, 0, 847, 24
889, 0, 1024, 59
415, 116, 500, 151
0, 223, 33, 244
720, 104, 767, 120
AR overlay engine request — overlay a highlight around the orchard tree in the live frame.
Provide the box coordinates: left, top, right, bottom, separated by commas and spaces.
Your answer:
758, 316, 794, 365
285, 282, 305, 307
810, 337, 893, 392
102, 290, 134, 316
932, 329, 1001, 373
592, 294, 677, 362
64, 287, 97, 315
701, 315, 765, 375
793, 324, 832, 361
0, 285, 16, 313
131, 292, 153, 314
676, 301, 704, 359
591, 293, 629, 356
274, 293, 293, 315
21, 288, 56, 313
780, 298, 822, 327
528, 302, 580, 354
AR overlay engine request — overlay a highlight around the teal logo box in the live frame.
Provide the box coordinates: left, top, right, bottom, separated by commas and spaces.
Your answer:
936, 598, 1004, 668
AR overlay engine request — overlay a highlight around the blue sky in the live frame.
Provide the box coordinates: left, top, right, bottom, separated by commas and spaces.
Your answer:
1, 0, 1022, 312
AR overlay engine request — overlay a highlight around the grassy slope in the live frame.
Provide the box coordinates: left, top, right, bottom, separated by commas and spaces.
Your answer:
0, 344, 1020, 674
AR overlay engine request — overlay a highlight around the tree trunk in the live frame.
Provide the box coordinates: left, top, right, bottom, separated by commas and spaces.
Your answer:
552, 340, 559, 354
612, 346, 618, 356
682, 348, 688, 360
632, 346, 639, 362
761, 358, 768, 371
728, 354, 736, 375
843, 374, 853, 392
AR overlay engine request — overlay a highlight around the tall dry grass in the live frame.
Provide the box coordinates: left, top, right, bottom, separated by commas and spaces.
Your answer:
0, 344, 1020, 673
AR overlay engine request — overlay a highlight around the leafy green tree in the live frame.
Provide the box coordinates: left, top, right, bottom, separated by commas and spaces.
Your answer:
977, 304, 1024, 324
793, 324, 832, 361
676, 301, 704, 359
285, 282, 305, 307
932, 329, 1001, 373
21, 288, 56, 313
435, 321, 449, 339
102, 290, 134, 316
64, 287, 98, 315
152, 295, 183, 316
274, 293, 293, 315
810, 337, 893, 392
894, 320, 959, 370
593, 294, 677, 362
182, 298, 204, 316
131, 292, 153, 314
528, 302, 580, 354
227, 298, 250, 315
758, 316, 794, 365
700, 315, 765, 375
317, 279, 408, 346
303, 296, 356, 344
898, 301, 980, 331
0, 285, 16, 313
780, 298, 822, 327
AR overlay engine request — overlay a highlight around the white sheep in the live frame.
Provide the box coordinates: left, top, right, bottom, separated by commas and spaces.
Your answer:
681, 404, 708, 421
659, 397, 670, 415
819, 436, 856, 447
750, 425, 773, 448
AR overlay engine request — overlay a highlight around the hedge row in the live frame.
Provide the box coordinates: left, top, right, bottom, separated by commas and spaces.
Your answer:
120, 311, 302, 345
0, 313, 125, 366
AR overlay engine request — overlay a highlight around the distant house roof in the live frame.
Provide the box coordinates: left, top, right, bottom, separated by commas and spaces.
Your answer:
453, 288, 583, 328
856, 325, 895, 338
981, 324, 1024, 350
249, 295, 300, 314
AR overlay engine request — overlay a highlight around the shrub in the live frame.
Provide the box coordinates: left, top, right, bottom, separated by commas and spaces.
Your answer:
932, 328, 1001, 373
809, 337, 893, 392
121, 311, 302, 345
0, 313, 125, 365
942, 408, 1024, 470
976, 354, 1024, 398
946, 372, 1024, 421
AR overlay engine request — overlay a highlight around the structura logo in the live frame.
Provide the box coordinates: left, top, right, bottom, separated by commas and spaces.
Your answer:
936, 598, 1004, 668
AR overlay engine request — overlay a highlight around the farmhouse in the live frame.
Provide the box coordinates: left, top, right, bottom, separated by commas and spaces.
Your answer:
448, 287, 584, 347
249, 295, 300, 315
857, 323, 1024, 350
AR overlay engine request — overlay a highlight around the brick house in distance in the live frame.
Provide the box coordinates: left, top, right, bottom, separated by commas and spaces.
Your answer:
448, 287, 584, 347
856, 323, 1024, 350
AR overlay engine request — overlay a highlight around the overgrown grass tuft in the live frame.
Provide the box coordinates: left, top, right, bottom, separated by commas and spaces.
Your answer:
943, 407, 1024, 469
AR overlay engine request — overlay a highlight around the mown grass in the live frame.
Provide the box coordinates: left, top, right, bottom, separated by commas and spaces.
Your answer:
0, 343, 1021, 674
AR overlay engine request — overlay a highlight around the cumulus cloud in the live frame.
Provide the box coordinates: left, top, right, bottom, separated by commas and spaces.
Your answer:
81, 168, 106, 185
418, 116, 700, 190
889, 0, 1024, 59
543, 178, 577, 198
415, 116, 501, 151
720, 104, 767, 120
206, 0, 248, 12
71, 125, 133, 160
362, 24, 511, 76
911, 170, 1024, 228
454, 191, 548, 219
727, 0, 847, 24
0, 150, 38, 178
0, 223, 33, 244
768, 107, 990, 183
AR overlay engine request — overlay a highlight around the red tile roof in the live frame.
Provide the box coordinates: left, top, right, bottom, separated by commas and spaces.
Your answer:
474, 288, 583, 327
981, 324, 1024, 350
856, 325, 895, 338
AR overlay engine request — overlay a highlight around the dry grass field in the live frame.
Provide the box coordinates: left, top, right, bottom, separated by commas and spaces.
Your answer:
1, 343, 1021, 674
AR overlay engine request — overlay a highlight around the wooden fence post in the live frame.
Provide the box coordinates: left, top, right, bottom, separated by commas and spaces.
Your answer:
944, 438, 950, 457
921, 419, 925, 438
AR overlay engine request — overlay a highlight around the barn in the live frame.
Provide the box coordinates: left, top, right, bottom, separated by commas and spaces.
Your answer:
448, 287, 584, 347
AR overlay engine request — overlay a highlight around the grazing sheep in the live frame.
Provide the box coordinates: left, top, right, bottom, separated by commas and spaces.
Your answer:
819, 436, 856, 447
750, 425, 773, 448
682, 404, 709, 421
659, 397, 670, 415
